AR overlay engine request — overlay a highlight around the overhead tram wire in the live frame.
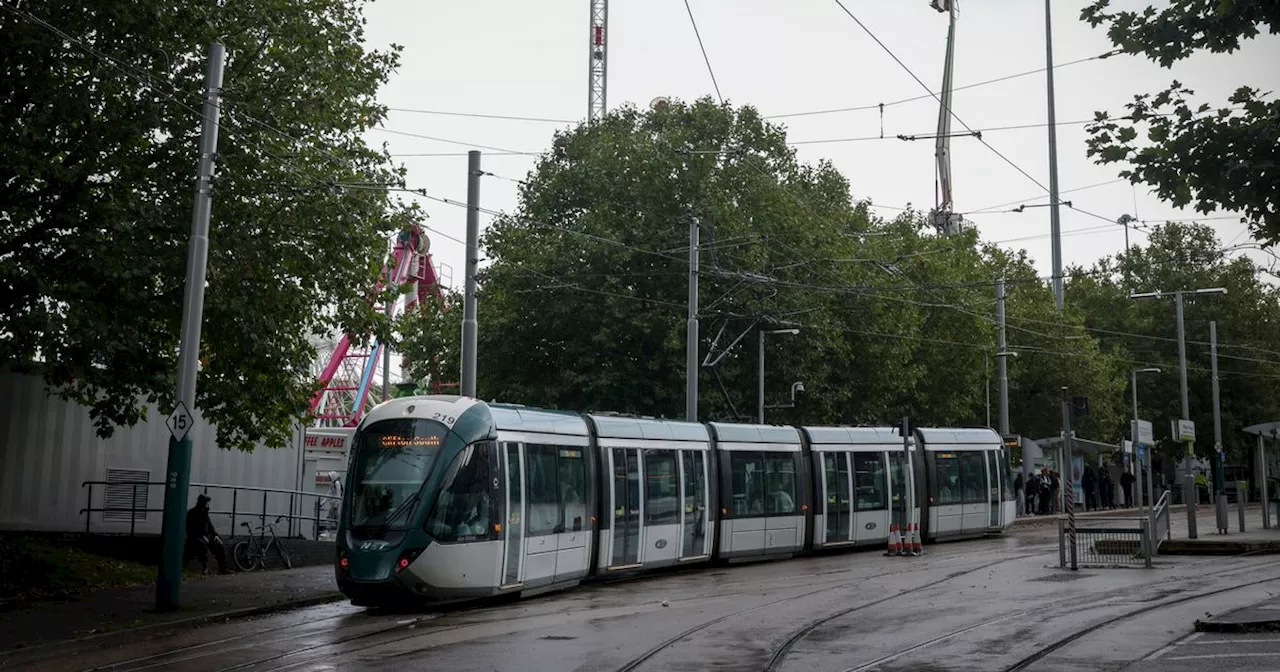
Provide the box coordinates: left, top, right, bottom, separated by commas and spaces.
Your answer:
829, 0, 1050, 195
384, 108, 576, 124
765, 50, 1119, 120
683, 0, 724, 104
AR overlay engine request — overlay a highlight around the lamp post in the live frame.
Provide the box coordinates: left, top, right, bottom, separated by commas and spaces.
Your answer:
759, 328, 799, 423
1130, 287, 1227, 539
1131, 367, 1160, 521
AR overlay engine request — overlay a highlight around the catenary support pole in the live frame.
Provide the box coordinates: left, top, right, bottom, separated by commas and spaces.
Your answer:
686, 216, 699, 421
157, 41, 225, 612
758, 331, 765, 424
1131, 372, 1143, 512
460, 151, 480, 397
1044, 0, 1064, 310
1176, 292, 1197, 538
996, 279, 1009, 436
1211, 321, 1228, 533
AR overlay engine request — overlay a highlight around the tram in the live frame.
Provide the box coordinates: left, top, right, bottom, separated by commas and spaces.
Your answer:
335, 395, 1016, 607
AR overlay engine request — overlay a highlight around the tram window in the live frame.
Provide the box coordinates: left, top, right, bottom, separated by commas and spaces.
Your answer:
730, 452, 766, 516
558, 447, 586, 532
425, 441, 497, 542
526, 445, 560, 536
959, 451, 986, 503
764, 454, 797, 515
934, 453, 962, 504
644, 450, 679, 525
853, 453, 887, 511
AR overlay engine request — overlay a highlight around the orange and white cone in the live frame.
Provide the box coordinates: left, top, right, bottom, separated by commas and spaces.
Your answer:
885, 523, 902, 556
909, 522, 923, 556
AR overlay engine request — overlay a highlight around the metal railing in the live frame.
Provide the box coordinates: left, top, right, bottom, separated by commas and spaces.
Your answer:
1059, 517, 1152, 568
1150, 488, 1172, 550
79, 480, 340, 540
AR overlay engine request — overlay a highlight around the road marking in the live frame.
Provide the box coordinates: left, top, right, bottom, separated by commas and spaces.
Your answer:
1144, 632, 1200, 660
1167, 652, 1280, 660
1191, 637, 1280, 645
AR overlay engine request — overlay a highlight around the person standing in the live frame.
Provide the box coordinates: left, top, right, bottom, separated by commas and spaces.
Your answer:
1121, 469, 1135, 507
185, 494, 229, 574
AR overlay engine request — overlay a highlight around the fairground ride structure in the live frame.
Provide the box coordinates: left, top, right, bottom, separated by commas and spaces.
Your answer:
308, 225, 456, 428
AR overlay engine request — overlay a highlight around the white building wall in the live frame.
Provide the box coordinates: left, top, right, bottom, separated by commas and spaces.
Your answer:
0, 371, 314, 536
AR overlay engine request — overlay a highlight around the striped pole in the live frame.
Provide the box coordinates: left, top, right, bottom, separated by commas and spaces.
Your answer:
1066, 480, 1078, 570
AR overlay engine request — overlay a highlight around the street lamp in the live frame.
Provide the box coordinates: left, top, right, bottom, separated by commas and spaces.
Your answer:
759, 328, 799, 424
1130, 287, 1227, 539
1131, 367, 1160, 523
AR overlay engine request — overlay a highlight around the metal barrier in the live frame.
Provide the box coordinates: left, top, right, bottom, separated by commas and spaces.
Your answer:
1150, 488, 1172, 551
1059, 517, 1153, 568
79, 480, 341, 540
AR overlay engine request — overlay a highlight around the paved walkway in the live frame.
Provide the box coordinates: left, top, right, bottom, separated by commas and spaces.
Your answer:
0, 564, 340, 651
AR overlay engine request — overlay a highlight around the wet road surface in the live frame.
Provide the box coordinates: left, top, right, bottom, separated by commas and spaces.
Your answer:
6, 524, 1279, 672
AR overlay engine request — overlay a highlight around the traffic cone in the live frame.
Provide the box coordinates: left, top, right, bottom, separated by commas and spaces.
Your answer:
885, 523, 902, 556
909, 522, 923, 556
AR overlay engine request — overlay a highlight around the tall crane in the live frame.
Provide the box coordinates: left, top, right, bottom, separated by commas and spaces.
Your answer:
588, 0, 608, 122
930, 0, 965, 236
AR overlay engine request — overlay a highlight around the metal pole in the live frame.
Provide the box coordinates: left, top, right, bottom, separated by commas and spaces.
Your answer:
1211, 321, 1229, 533
686, 216, 699, 421
1044, 0, 1064, 310
1061, 391, 1071, 514
381, 301, 391, 401
157, 41, 225, 612
460, 150, 480, 397
1131, 372, 1143, 511
1175, 292, 1197, 538
996, 279, 1009, 436
758, 330, 765, 424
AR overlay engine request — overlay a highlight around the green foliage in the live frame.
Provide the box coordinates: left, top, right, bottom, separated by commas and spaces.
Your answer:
1, 0, 414, 451
1079, 1, 1280, 245
470, 98, 1125, 435
1066, 222, 1280, 464
396, 289, 463, 390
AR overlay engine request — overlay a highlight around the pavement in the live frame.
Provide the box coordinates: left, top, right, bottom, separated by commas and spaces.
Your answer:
0, 564, 342, 652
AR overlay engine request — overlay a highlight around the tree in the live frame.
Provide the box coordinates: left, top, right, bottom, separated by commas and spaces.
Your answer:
1, 0, 413, 451
471, 97, 1124, 434
1080, 1, 1280, 245
396, 289, 463, 392
1067, 222, 1280, 467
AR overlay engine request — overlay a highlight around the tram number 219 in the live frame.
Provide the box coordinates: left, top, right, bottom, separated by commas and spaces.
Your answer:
432, 412, 457, 427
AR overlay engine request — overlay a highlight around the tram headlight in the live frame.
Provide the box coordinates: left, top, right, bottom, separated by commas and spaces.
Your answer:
396, 547, 425, 572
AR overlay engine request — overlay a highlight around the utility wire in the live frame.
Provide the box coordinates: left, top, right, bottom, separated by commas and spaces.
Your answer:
683, 0, 724, 104
385, 108, 575, 124
765, 51, 1118, 120
829, 0, 1050, 194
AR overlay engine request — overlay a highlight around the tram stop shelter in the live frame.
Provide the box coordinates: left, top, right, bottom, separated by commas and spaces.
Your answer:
1031, 435, 1125, 509
1243, 421, 1280, 529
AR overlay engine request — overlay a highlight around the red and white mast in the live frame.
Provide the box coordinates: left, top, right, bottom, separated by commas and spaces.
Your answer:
588, 0, 608, 122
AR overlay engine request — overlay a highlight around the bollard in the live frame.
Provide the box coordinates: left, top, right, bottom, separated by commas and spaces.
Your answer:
1066, 482, 1078, 571
1216, 493, 1229, 534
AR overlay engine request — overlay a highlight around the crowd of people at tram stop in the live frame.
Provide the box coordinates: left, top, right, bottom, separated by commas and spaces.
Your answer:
1013, 464, 1141, 517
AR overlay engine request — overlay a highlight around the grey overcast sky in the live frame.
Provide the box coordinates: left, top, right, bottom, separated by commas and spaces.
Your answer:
357, 0, 1279, 291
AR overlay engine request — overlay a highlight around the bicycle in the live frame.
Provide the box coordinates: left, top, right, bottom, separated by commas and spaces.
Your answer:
232, 516, 294, 571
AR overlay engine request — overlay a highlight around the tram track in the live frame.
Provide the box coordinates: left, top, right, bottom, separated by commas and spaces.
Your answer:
766, 554, 1280, 672
760, 551, 1047, 672
609, 547, 1052, 672
142, 554, 898, 672
1001, 571, 1280, 672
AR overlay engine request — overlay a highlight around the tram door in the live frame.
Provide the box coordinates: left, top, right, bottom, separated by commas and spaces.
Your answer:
986, 450, 1002, 527
823, 452, 852, 544
680, 451, 710, 559
854, 452, 889, 543
501, 443, 525, 587
610, 448, 642, 568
